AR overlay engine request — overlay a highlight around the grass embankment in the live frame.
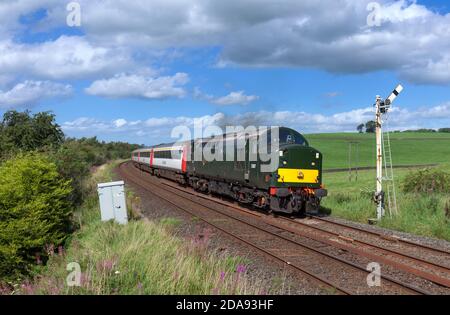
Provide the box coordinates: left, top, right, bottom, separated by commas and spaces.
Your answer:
306, 132, 450, 169
320, 165, 450, 241
16, 162, 269, 295
304, 133, 450, 241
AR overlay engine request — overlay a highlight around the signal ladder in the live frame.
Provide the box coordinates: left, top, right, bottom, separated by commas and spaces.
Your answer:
381, 113, 398, 217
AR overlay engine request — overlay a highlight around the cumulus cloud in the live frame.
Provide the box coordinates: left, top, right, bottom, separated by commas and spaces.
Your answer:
0, 0, 61, 38
85, 73, 189, 99
2, 1, 450, 85
194, 88, 259, 105
34, 0, 448, 85
211, 91, 259, 106
113, 118, 128, 128
0, 36, 135, 80
61, 102, 450, 144
0, 80, 72, 108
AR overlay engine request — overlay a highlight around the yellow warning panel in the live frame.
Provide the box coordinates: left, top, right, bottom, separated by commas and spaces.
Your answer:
277, 168, 319, 183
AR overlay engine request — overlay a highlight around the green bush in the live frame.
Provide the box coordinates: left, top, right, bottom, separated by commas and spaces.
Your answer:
0, 153, 73, 279
50, 142, 91, 205
402, 168, 450, 194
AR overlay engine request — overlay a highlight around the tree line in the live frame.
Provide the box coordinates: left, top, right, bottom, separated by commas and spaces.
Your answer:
0, 110, 140, 280
356, 121, 450, 133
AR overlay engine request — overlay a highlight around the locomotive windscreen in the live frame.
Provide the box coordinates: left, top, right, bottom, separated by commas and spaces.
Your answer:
267, 128, 308, 146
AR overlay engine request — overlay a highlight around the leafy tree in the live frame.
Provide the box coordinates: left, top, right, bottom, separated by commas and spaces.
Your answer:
365, 120, 376, 133
0, 153, 73, 278
49, 138, 140, 205
356, 123, 364, 133
438, 128, 450, 133
0, 110, 63, 159
50, 142, 91, 205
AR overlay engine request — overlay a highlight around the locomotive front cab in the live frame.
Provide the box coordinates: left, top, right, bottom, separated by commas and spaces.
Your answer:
268, 128, 327, 215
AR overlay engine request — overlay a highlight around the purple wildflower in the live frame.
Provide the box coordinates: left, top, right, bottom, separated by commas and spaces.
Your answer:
236, 265, 247, 274
0, 284, 12, 295
96, 259, 115, 273
220, 271, 226, 281
21, 281, 35, 295
80, 272, 91, 287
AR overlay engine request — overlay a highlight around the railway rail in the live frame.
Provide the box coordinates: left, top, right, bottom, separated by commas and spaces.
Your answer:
117, 161, 450, 295
152, 169, 450, 289
159, 177, 450, 291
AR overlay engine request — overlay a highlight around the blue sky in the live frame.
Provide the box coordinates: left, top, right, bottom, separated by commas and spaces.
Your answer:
0, 0, 449, 145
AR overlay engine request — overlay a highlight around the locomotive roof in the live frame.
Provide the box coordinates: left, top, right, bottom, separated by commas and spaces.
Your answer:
132, 127, 307, 153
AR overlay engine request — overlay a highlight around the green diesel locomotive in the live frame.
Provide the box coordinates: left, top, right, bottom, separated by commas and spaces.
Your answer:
132, 127, 327, 215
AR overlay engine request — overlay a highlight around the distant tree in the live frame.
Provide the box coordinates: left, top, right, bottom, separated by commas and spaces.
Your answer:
356, 123, 365, 133
365, 120, 376, 133
438, 128, 450, 133
403, 129, 437, 133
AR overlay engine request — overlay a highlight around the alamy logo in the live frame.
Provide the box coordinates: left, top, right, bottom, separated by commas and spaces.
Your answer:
366, 262, 381, 287
367, 2, 382, 27
171, 124, 281, 173
67, 2, 81, 27
66, 262, 81, 287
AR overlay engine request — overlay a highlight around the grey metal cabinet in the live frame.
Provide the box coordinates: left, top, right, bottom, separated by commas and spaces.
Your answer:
97, 181, 128, 224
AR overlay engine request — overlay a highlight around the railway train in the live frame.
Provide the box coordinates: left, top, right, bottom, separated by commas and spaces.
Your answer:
131, 127, 327, 215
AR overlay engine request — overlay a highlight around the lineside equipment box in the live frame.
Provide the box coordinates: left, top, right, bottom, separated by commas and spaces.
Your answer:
97, 181, 128, 224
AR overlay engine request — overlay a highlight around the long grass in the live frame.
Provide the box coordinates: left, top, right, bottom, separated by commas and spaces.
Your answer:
11, 161, 278, 295
321, 164, 450, 241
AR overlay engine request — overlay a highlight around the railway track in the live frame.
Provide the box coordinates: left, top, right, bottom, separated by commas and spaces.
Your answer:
117, 161, 450, 295
135, 165, 450, 291
307, 215, 450, 257
157, 180, 450, 292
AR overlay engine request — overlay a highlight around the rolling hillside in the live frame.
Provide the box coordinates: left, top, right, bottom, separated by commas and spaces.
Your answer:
304, 132, 450, 170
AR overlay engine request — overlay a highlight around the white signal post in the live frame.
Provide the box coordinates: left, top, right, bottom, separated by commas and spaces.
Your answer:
374, 84, 403, 220
375, 95, 384, 219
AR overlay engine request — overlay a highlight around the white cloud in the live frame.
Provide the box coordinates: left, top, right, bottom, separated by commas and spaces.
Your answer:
0, 0, 61, 38
194, 88, 259, 106
61, 102, 450, 144
0, 80, 72, 108
1, 1, 450, 84
412, 102, 450, 119
211, 91, 259, 106
113, 119, 128, 128
39, 0, 449, 85
85, 73, 189, 99
62, 117, 111, 132
0, 36, 135, 80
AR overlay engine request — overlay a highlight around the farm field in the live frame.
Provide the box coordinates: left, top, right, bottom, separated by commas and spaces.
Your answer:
304, 132, 450, 241
305, 132, 450, 170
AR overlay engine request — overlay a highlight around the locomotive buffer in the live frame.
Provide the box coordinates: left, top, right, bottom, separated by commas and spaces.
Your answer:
374, 84, 403, 221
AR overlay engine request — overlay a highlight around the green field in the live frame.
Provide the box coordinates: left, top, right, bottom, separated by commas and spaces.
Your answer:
305, 132, 450, 169
303, 132, 450, 241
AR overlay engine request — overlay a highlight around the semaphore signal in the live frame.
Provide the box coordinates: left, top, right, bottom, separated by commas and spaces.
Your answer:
373, 84, 403, 221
